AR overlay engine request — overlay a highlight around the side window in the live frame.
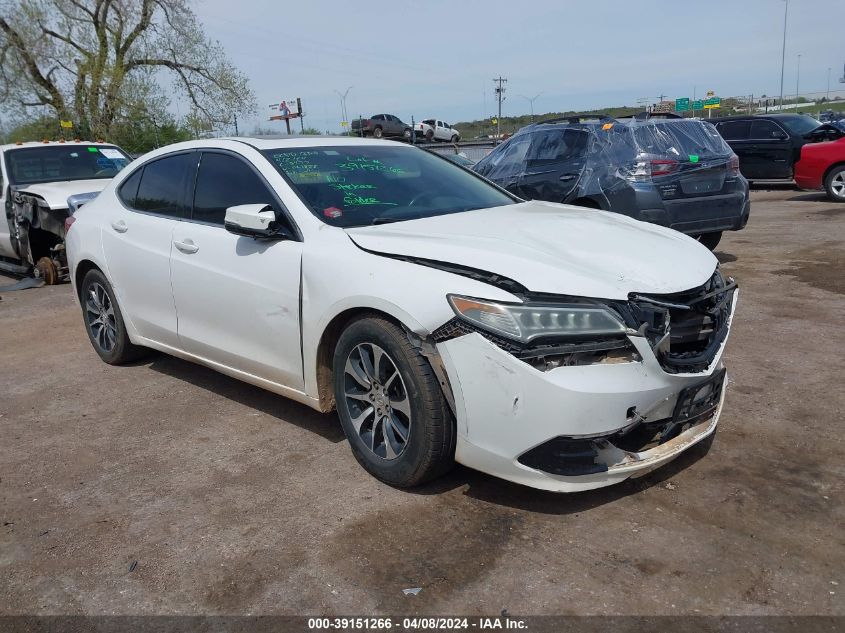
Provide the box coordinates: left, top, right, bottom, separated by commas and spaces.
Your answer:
192, 152, 276, 225
715, 120, 750, 141
525, 129, 589, 165
749, 120, 787, 140
117, 168, 142, 208
135, 153, 193, 218
373, 115, 384, 121
477, 136, 530, 180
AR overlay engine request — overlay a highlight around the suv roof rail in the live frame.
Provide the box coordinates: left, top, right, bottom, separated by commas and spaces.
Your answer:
618, 111, 683, 120
536, 113, 617, 125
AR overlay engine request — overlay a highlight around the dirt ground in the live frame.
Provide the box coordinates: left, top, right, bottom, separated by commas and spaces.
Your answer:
0, 187, 843, 617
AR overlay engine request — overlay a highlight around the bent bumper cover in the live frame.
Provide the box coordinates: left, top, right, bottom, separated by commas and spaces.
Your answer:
435, 295, 735, 492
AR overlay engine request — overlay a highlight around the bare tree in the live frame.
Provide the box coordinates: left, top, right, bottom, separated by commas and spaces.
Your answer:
0, 0, 255, 137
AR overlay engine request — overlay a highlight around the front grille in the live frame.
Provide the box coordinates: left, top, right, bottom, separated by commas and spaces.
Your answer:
629, 269, 736, 374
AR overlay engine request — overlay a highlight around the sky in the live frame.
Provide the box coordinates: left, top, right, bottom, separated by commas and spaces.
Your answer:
195, 0, 845, 134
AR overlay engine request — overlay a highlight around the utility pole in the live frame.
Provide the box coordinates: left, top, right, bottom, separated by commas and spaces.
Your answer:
779, 0, 788, 110
827, 67, 832, 101
493, 76, 507, 141
796, 53, 801, 105
233, 112, 239, 136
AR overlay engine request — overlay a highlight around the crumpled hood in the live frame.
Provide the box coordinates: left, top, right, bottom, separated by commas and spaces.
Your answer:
14, 179, 107, 210
346, 201, 718, 300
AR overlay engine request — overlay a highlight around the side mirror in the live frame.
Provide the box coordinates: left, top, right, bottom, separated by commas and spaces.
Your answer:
224, 203, 289, 239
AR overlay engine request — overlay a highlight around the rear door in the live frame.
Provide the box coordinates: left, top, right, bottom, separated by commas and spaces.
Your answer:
169, 150, 304, 389
747, 119, 793, 179
714, 119, 753, 177
100, 152, 194, 348
516, 128, 589, 202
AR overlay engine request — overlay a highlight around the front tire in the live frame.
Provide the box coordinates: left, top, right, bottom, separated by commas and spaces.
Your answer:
333, 316, 455, 487
373, 126, 383, 139
80, 269, 147, 365
697, 231, 723, 251
824, 165, 845, 202
450, 135, 459, 143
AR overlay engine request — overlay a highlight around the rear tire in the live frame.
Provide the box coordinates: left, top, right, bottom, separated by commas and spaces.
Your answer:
697, 231, 723, 251
824, 165, 845, 202
403, 128, 412, 141
333, 316, 455, 487
425, 130, 434, 142
373, 126, 383, 139
80, 269, 147, 365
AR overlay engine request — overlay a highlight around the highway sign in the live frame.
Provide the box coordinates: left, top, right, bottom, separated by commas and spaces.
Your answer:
675, 97, 690, 112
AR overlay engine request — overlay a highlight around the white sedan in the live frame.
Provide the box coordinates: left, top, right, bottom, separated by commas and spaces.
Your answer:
66, 137, 737, 492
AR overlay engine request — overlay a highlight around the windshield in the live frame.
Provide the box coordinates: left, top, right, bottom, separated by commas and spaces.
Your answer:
262, 145, 515, 227
778, 115, 822, 136
6, 145, 130, 186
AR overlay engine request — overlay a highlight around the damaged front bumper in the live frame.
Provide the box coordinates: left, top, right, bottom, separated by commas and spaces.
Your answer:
435, 291, 736, 492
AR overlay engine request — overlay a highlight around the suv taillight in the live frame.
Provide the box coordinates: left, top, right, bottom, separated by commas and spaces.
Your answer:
729, 154, 740, 177
626, 158, 679, 181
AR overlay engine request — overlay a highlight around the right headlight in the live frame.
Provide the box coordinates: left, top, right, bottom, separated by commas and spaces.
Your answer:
447, 294, 627, 344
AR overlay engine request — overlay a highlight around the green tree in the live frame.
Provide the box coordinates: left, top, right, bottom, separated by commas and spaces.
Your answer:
0, 0, 256, 140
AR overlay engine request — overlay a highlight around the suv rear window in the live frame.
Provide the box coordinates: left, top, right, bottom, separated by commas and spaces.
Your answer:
525, 129, 589, 165
632, 121, 731, 157
5, 145, 130, 186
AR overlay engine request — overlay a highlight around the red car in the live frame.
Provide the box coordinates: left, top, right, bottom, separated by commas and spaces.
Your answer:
794, 137, 845, 202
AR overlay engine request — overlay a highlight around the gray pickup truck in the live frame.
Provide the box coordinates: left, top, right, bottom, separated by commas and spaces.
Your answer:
350, 114, 412, 140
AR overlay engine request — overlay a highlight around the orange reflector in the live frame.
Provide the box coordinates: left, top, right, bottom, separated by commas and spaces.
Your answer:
602, 123, 614, 130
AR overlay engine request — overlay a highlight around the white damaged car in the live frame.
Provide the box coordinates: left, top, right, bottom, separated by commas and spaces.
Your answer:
0, 141, 131, 282
65, 137, 737, 492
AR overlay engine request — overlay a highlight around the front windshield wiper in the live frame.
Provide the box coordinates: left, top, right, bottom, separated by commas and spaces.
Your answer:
371, 216, 408, 225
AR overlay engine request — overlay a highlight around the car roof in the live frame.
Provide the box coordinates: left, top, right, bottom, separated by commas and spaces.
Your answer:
0, 140, 120, 152
713, 113, 814, 122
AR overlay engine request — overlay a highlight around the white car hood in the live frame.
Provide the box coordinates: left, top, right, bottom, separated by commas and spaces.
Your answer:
346, 201, 718, 300
15, 179, 107, 210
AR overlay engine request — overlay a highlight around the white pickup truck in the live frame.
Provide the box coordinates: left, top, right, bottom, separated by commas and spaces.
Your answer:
415, 119, 461, 143
0, 141, 131, 283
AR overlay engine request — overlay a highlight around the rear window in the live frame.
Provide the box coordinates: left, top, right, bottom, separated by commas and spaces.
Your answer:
632, 120, 731, 157
778, 115, 822, 136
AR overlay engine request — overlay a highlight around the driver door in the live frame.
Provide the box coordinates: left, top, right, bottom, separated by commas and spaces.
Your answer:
169, 150, 304, 390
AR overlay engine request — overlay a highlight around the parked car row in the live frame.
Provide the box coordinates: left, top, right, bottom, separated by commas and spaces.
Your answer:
350, 113, 461, 144
711, 113, 843, 181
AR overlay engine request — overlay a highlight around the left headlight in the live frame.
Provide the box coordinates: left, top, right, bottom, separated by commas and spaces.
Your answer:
447, 294, 627, 344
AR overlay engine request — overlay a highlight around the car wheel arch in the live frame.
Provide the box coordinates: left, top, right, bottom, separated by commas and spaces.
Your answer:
313, 307, 423, 413
823, 161, 845, 185
74, 259, 102, 301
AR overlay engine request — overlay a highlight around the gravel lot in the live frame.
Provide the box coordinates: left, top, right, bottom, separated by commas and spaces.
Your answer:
1, 187, 843, 616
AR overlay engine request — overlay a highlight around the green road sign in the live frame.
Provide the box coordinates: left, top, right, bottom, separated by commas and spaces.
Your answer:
704, 97, 721, 109
692, 100, 704, 110
675, 97, 690, 112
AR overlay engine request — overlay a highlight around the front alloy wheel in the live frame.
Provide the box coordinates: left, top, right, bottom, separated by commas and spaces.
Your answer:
343, 343, 412, 460
333, 316, 454, 487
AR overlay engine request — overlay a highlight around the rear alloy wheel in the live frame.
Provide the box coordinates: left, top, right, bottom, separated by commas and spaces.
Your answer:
403, 128, 412, 141
80, 269, 147, 365
373, 127, 383, 139
697, 231, 723, 251
425, 130, 434, 142
824, 166, 845, 202
333, 317, 454, 487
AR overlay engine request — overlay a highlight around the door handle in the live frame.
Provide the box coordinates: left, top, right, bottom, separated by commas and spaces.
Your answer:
559, 174, 579, 181
173, 239, 199, 254
110, 219, 128, 233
